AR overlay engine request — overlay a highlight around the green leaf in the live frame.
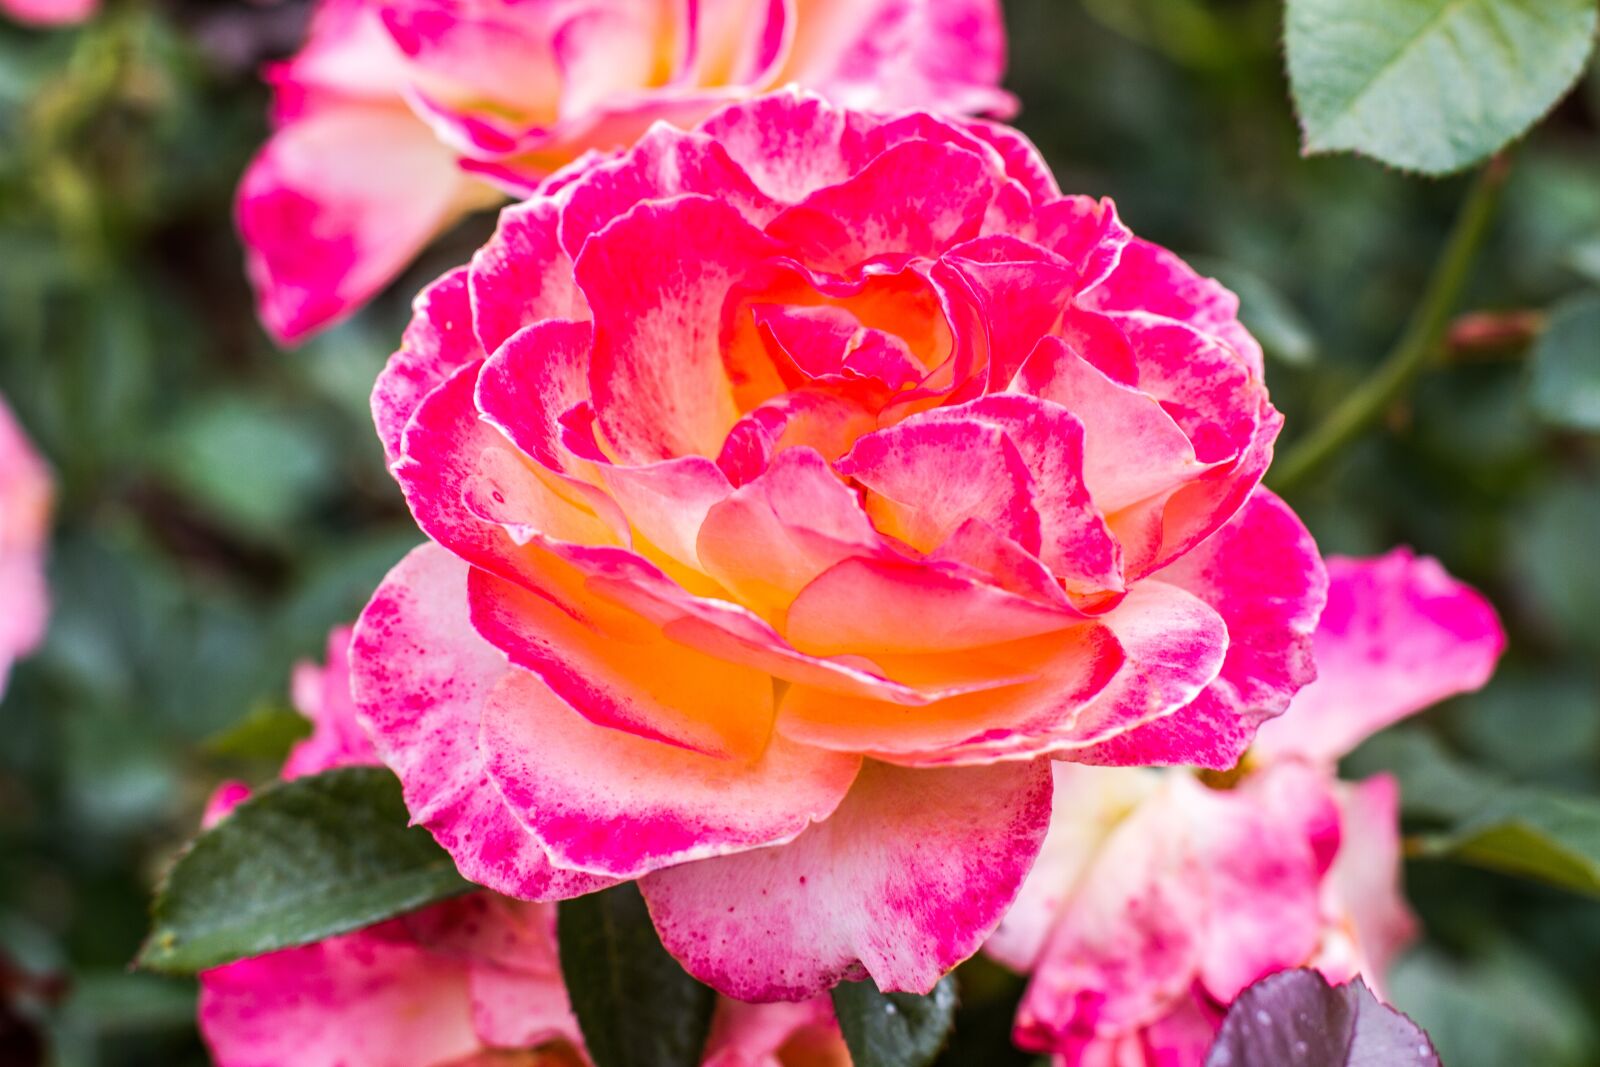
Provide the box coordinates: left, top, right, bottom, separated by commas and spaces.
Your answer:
138, 767, 471, 974
1351, 730, 1600, 897
1528, 293, 1600, 431
1286, 0, 1600, 174
832, 975, 958, 1067
202, 702, 312, 763
557, 883, 716, 1067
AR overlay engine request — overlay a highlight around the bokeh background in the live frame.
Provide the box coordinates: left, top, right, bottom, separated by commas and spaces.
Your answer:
0, 1, 1597, 1063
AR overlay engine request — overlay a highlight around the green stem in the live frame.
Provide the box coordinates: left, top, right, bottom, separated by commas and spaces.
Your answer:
1268, 157, 1512, 494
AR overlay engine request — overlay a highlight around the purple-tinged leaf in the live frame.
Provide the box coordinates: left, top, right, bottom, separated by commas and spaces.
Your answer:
1205, 968, 1440, 1067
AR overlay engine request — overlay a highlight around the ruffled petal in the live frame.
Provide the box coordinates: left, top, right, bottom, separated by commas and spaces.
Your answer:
373, 268, 486, 466
1071, 490, 1324, 770
468, 199, 587, 358
577, 195, 780, 462
641, 759, 1052, 1000
479, 665, 861, 879
351, 544, 611, 900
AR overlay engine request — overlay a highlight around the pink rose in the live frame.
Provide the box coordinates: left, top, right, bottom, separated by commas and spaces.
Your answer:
0, 396, 51, 696
0, 0, 94, 26
199, 626, 852, 1067
986, 550, 1505, 1065
238, 0, 1013, 344
352, 89, 1327, 1001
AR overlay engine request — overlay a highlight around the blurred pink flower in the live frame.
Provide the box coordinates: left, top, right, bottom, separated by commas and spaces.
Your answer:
0, 396, 51, 696
350, 89, 1325, 1001
238, 0, 1013, 343
985, 550, 1506, 1066
0, 0, 95, 26
198, 626, 852, 1067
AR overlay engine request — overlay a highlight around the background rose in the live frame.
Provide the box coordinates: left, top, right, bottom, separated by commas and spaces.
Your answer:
353, 89, 1326, 1002
0, 0, 94, 25
197, 628, 850, 1067
985, 550, 1506, 1065
0, 396, 51, 697
237, 0, 1012, 344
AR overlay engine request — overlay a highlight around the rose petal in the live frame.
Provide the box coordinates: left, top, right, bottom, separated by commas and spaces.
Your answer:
641, 759, 1052, 1000
351, 544, 610, 900
1253, 550, 1505, 764
238, 105, 477, 345
373, 268, 486, 466
479, 665, 862, 879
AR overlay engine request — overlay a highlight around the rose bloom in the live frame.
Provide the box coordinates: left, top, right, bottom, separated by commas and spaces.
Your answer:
353, 89, 1327, 1001
986, 551, 1506, 1066
0, 395, 51, 696
0, 0, 94, 26
200, 627, 851, 1067
238, 0, 1013, 344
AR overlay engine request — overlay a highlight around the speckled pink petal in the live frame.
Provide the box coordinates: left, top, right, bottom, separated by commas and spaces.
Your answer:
373, 268, 486, 466
641, 759, 1052, 1001
468, 199, 587, 357
237, 105, 477, 345
578, 195, 779, 463
764, 140, 998, 272
557, 124, 781, 254
694, 90, 854, 204
200, 929, 481, 1067
1192, 764, 1337, 1003
1083, 238, 1264, 378
351, 544, 611, 900
1071, 490, 1324, 770
1253, 550, 1505, 763
1011, 335, 1204, 517
985, 764, 1161, 974
478, 665, 861, 879
1012, 775, 1204, 1049
837, 416, 1041, 557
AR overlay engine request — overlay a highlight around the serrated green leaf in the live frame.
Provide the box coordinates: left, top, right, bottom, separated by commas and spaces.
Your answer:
557, 883, 715, 1067
1528, 293, 1600, 431
1286, 0, 1600, 174
832, 975, 958, 1067
138, 767, 470, 974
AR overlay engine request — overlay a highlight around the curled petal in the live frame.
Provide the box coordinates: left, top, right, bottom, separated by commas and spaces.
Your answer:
374, 268, 486, 467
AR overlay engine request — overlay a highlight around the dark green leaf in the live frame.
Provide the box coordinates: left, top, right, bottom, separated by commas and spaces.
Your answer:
1286, 0, 1600, 174
557, 883, 715, 1067
1528, 293, 1600, 431
1204, 969, 1437, 1066
138, 767, 471, 974
832, 974, 958, 1067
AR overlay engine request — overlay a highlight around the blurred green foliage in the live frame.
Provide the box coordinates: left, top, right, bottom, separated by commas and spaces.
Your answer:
0, 1, 1595, 1064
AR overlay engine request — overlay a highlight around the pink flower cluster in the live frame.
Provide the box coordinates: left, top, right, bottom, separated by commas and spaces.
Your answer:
0, 396, 51, 696
353, 86, 1327, 1001
988, 552, 1504, 1065
199, 628, 851, 1067
237, 0, 1012, 344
